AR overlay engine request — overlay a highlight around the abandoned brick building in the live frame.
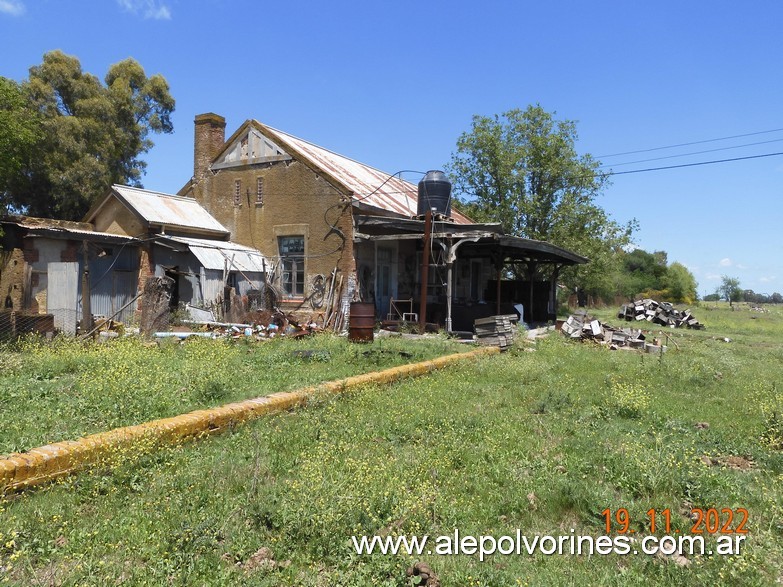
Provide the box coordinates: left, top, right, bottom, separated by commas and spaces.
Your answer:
178, 113, 587, 329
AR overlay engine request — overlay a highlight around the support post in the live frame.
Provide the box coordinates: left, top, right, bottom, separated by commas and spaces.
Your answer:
445, 260, 453, 332
418, 209, 432, 332
81, 241, 92, 335
527, 261, 538, 325
549, 264, 562, 322
495, 265, 502, 315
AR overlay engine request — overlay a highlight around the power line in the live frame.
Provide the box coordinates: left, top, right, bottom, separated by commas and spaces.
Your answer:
598, 127, 783, 158
608, 151, 783, 176
599, 138, 783, 169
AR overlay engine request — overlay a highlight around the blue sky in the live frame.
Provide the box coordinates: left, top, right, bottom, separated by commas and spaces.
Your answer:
2, 0, 782, 296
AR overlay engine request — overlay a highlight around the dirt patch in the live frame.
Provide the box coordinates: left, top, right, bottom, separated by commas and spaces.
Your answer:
406, 561, 440, 586
700, 455, 755, 470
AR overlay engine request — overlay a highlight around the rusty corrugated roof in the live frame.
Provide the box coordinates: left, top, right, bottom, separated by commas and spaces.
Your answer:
111, 185, 229, 236
260, 125, 472, 224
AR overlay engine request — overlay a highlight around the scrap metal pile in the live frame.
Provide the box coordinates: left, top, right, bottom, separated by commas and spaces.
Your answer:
617, 299, 704, 329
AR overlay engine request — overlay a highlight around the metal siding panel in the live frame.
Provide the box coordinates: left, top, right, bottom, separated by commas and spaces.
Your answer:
237, 274, 263, 296
48, 262, 79, 335
202, 269, 224, 304
113, 271, 139, 323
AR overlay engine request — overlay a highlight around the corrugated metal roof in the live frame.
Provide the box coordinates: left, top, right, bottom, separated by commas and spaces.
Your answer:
112, 185, 229, 235
19, 224, 140, 242
159, 236, 268, 274
261, 125, 472, 224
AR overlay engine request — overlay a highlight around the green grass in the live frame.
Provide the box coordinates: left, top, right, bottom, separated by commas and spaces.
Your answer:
1, 305, 782, 586
0, 333, 463, 455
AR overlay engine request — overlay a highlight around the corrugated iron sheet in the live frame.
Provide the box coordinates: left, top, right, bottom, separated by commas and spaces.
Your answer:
263, 126, 472, 224
160, 236, 268, 274
48, 262, 78, 335
112, 185, 229, 235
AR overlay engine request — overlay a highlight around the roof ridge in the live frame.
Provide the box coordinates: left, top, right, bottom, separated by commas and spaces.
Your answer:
113, 184, 203, 203
260, 124, 418, 189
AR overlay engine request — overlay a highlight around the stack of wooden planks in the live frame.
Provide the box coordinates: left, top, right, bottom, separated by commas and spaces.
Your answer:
474, 314, 518, 350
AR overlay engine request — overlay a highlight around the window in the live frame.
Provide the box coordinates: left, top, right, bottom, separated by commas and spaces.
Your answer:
234, 180, 241, 206
278, 236, 305, 297
256, 177, 264, 205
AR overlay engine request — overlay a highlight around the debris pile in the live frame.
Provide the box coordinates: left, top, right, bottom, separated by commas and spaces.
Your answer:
618, 299, 704, 329
156, 310, 322, 342
474, 314, 518, 350
561, 314, 658, 350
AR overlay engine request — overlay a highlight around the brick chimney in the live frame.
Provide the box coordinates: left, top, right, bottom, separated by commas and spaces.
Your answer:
194, 113, 226, 180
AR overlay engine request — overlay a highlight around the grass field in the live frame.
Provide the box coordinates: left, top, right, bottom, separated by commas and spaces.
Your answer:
1, 303, 782, 586
0, 334, 462, 456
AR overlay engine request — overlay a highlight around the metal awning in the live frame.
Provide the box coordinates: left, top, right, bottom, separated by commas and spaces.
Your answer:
156, 235, 268, 273
353, 214, 588, 266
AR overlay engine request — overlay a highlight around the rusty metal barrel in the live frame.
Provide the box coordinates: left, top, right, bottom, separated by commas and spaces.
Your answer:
348, 302, 375, 343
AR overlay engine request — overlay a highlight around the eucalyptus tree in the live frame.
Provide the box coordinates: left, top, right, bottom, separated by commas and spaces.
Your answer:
1, 50, 174, 220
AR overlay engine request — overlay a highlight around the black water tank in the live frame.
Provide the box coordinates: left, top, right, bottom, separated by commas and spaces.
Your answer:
417, 170, 452, 217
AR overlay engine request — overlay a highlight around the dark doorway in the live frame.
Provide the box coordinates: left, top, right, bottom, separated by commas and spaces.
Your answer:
164, 268, 180, 309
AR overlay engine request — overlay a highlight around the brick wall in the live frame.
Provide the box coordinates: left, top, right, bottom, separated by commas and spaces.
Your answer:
186, 153, 356, 318
0, 248, 26, 311
194, 113, 226, 181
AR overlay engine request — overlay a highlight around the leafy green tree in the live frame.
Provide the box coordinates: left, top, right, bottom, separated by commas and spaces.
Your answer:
0, 76, 41, 215
1, 50, 174, 220
664, 262, 697, 303
615, 248, 668, 297
719, 276, 742, 307
447, 105, 635, 295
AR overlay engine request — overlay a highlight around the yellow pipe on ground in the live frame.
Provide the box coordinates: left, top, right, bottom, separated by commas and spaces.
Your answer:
0, 346, 499, 494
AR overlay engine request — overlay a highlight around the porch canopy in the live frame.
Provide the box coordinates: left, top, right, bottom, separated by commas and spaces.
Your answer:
353, 214, 588, 329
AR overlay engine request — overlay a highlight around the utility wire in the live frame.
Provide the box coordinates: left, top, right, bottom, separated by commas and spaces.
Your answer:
608, 151, 783, 175
599, 138, 783, 169
598, 127, 783, 158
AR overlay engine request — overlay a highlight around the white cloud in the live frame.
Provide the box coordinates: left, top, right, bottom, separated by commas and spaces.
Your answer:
705, 273, 721, 281
0, 0, 25, 16
117, 0, 171, 20
760, 276, 776, 283
719, 258, 732, 267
